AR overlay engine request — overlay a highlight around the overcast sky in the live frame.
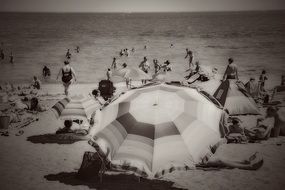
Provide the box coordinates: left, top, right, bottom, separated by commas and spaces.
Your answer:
1, 0, 285, 12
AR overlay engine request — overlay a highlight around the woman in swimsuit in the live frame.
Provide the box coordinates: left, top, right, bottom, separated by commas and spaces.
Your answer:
57, 60, 76, 96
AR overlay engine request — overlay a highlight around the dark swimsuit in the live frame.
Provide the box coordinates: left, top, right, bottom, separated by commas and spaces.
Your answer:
62, 68, 72, 83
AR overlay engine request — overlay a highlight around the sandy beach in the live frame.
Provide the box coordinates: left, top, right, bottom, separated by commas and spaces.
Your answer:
0, 8, 285, 190
0, 82, 285, 190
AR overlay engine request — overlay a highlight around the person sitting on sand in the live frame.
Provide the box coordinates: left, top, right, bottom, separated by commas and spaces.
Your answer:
57, 60, 77, 96
222, 58, 238, 80
245, 77, 259, 99
56, 120, 90, 135
91, 89, 106, 106
226, 118, 247, 143
266, 106, 285, 137
185, 61, 201, 79
245, 117, 274, 141
31, 76, 41, 90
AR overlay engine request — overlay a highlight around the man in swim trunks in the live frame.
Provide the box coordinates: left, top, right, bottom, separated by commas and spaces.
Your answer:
57, 60, 76, 96
222, 58, 239, 80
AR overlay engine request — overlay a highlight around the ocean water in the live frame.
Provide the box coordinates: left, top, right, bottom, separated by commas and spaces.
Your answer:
0, 11, 285, 87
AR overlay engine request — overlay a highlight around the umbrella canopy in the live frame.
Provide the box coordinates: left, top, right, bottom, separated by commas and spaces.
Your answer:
214, 80, 261, 115
112, 67, 152, 81
52, 94, 99, 124
91, 83, 226, 178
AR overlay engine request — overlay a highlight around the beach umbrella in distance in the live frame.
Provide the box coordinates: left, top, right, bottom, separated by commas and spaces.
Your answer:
112, 66, 152, 81
89, 83, 226, 178
52, 94, 99, 124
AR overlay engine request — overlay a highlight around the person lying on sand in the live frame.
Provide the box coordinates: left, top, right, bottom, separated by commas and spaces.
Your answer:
201, 150, 263, 170
56, 120, 91, 135
245, 117, 274, 141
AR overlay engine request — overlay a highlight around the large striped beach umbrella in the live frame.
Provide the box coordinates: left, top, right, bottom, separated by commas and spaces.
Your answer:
52, 94, 99, 123
90, 83, 226, 178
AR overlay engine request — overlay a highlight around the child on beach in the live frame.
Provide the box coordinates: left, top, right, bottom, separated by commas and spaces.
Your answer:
57, 60, 76, 96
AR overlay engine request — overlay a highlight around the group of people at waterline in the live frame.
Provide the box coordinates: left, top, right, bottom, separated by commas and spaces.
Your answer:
2, 41, 284, 102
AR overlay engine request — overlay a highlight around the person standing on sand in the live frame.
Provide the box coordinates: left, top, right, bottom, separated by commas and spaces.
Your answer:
0, 49, 4, 61
106, 68, 112, 81
259, 70, 267, 91
9, 52, 14, 64
222, 58, 238, 80
153, 59, 160, 74
185, 48, 194, 69
75, 46, 80, 53
43, 66, 51, 78
57, 60, 76, 96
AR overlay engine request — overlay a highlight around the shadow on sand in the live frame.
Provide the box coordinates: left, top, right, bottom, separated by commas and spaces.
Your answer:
27, 133, 89, 144
45, 172, 184, 190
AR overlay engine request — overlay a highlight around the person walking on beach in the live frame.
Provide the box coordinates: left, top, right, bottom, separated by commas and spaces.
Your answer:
66, 49, 71, 59
222, 58, 239, 80
9, 52, 14, 64
185, 48, 193, 69
259, 70, 267, 91
42, 66, 51, 78
106, 68, 112, 81
111, 57, 117, 69
153, 59, 160, 74
57, 60, 76, 96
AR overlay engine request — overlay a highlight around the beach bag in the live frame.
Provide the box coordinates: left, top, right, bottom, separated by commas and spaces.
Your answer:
77, 151, 103, 180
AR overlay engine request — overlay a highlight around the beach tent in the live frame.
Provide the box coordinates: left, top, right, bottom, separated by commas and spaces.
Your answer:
52, 94, 99, 124
90, 83, 226, 178
214, 80, 260, 115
